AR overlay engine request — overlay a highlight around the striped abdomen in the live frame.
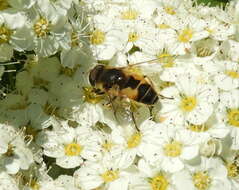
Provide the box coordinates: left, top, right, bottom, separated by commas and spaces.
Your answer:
89, 65, 159, 105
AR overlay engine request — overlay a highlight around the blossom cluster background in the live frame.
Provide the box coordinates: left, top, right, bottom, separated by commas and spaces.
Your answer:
0, 0, 239, 190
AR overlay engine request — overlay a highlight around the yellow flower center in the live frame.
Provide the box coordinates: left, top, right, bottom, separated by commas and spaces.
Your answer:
64, 143, 82, 156
60, 66, 79, 77
164, 6, 176, 15
121, 9, 139, 20
30, 179, 40, 190
178, 28, 194, 43
156, 53, 175, 68
225, 70, 239, 79
127, 132, 142, 149
196, 47, 213, 57
128, 32, 139, 42
187, 123, 209, 132
205, 27, 214, 34
149, 174, 169, 190
163, 141, 182, 157
0, 0, 10, 10
101, 170, 119, 183
90, 29, 105, 45
227, 108, 239, 127
33, 18, 51, 38
157, 24, 170, 29
4, 144, 15, 157
193, 171, 211, 190
0, 26, 12, 44
226, 162, 239, 178
180, 95, 197, 112
82, 86, 104, 104
102, 141, 114, 152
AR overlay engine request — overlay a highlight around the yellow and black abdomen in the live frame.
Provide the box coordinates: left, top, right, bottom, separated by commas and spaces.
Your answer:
89, 65, 159, 105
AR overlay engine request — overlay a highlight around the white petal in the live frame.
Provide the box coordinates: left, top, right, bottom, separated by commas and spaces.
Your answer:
56, 156, 83, 168
161, 157, 184, 173
181, 146, 199, 160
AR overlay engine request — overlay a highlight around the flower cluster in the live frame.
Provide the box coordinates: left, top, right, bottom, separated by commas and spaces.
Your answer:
0, 0, 239, 190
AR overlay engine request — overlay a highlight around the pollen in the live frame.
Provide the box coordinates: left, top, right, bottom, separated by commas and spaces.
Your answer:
30, 179, 40, 190
90, 29, 105, 45
163, 141, 182, 157
180, 95, 197, 112
192, 171, 211, 190
178, 28, 194, 43
227, 108, 239, 127
226, 162, 239, 178
121, 9, 139, 20
196, 47, 213, 57
188, 123, 209, 132
205, 27, 214, 34
157, 24, 170, 29
157, 53, 175, 68
164, 6, 176, 15
127, 132, 142, 149
0, 25, 12, 44
149, 174, 169, 190
225, 70, 239, 79
82, 86, 104, 104
33, 18, 51, 38
101, 170, 119, 183
64, 143, 82, 156
4, 144, 15, 157
128, 32, 139, 42
102, 141, 114, 152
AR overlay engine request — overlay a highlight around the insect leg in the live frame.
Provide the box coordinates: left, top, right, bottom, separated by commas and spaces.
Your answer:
130, 101, 140, 131
107, 94, 119, 122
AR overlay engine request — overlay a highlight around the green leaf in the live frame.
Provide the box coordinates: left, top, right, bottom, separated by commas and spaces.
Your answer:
195, 0, 230, 7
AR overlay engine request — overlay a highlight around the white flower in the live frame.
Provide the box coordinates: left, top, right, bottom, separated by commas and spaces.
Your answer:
54, 175, 79, 190
37, 121, 102, 168
185, 114, 230, 140
217, 90, 239, 150
0, 11, 33, 61
0, 172, 19, 190
0, 124, 34, 174
169, 15, 209, 55
144, 126, 200, 173
133, 159, 177, 190
221, 40, 239, 62
203, 17, 234, 41
121, 21, 156, 52
223, 153, 239, 189
108, 0, 158, 21
90, 14, 128, 60
203, 60, 239, 91
160, 74, 218, 126
190, 38, 219, 64
29, 0, 69, 57
74, 155, 131, 190
60, 4, 92, 68
186, 158, 231, 190
109, 119, 160, 169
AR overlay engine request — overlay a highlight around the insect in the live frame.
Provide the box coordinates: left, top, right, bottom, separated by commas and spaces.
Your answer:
89, 64, 159, 105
